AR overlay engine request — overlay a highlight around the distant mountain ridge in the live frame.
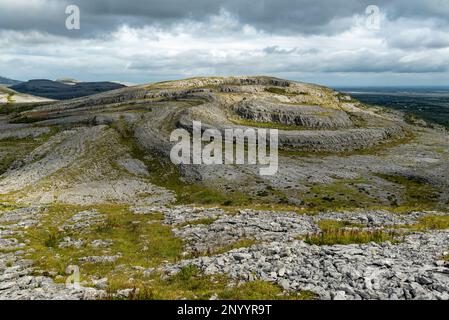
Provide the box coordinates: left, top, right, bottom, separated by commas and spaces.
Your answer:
0, 76, 22, 86
10, 79, 126, 100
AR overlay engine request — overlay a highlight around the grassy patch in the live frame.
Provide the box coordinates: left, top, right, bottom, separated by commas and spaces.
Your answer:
0, 153, 17, 175
22, 203, 315, 299
300, 179, 376, 212
264, 87, 297, 97
304, 229, 399, 246
376, 173, 442, 208
397, 215, 449, 231
229, 117, 307, 131
317, 219, 365, 232
24, 203, 184, 282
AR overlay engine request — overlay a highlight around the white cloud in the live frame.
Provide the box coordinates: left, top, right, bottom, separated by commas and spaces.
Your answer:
1, 6, 449, 85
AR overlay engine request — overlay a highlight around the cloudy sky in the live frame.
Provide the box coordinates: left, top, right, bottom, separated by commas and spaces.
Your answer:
1, 0, 449, 86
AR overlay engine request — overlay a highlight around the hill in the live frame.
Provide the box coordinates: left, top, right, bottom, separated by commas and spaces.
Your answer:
10, 79, 126, 100
0, 76, 22, 86
1, 76, 448, 300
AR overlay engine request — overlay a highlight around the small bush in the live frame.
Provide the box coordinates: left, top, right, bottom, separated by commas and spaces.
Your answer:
44, 231, 62, 248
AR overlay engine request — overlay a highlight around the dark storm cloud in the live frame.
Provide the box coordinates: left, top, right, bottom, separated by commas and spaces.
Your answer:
1, 0, 447, 38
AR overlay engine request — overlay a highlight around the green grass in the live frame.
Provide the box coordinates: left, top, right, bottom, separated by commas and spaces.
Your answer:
300, 179, 377, 212
229, 117, 307, 131
264, 87, 296, 96
0, 153, 17, 175
376, 173, 442, 208
317, 219, 365, 232
24, 203, 185, 281
396, 215, 449, 231
108, 117, 441, 213
23, 203, 316, 300
304, 229, 399, 246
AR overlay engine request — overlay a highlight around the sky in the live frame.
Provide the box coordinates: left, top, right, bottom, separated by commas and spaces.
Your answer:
1, 0, 449, 86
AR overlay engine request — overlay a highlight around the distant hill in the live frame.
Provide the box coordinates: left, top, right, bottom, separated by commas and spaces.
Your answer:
0, 76, 22, 86
10, 79, 126, 100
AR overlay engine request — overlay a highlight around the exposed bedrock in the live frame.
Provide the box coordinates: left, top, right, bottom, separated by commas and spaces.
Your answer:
277, 124, 405, 152
178, 112, 406, 153
233, 99, 354, 129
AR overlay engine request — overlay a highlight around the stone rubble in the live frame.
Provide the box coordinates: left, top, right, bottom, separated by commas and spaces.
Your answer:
163, 231, 449, 300
131, 205, 226, 226
59, 210, 106, 233
172, 209, 318, 254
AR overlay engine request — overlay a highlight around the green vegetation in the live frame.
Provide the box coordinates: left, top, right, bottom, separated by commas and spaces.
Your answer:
300, 179, 376, 212
25, 203, 184, 281
0, 153, 17, 176
317, 219, 365, 232
396, 215, 449, 231
304, 229, 399, 246
264, 87, 297, 97
23, 203, 314, 300
376, 173, 442, 208
229, 117, 307, 131
305, 219, 398, 246
6, 93, 14, 105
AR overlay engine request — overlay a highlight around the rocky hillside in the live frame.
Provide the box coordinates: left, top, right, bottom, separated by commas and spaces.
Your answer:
10, 79, 125, 100
0, 76, 448, 300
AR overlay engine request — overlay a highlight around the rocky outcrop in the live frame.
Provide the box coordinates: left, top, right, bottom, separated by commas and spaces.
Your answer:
234, 99, 354, 129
